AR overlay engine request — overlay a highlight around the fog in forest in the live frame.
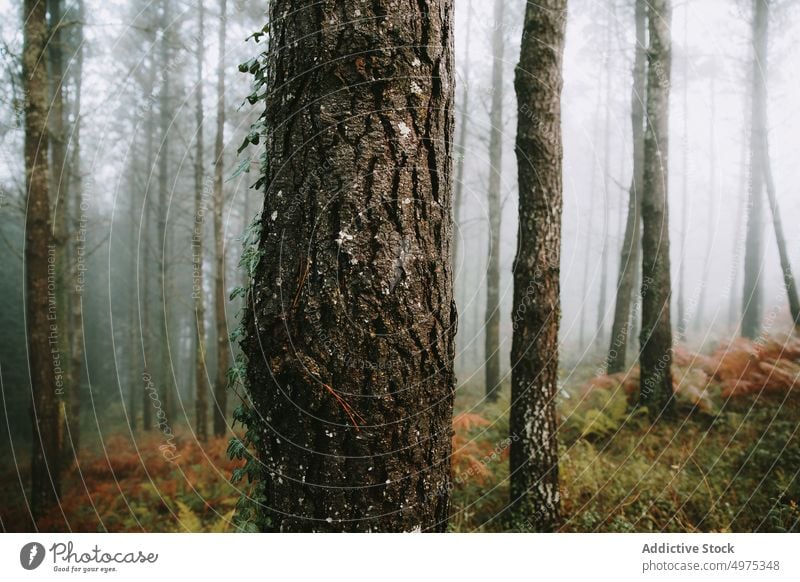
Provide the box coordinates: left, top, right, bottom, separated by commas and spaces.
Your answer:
453, 0, 800, 379
1, 0, 798, 534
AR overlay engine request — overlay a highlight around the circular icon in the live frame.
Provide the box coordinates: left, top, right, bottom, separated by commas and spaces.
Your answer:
19, 542, 45, 570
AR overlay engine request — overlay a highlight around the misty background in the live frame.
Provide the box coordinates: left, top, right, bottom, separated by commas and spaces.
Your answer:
1, 0, 798, 445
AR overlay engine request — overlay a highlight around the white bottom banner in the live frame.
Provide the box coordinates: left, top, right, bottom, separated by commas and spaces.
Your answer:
1, 533, 797, 581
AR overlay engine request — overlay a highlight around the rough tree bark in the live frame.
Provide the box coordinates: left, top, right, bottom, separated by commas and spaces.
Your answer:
639, 0, 675, 417
741, 0, 767, 340
194, 0, 209, 442
509, 0, 567, 532
242, 0, 456, 532
608, 0, 646, 375
212, 0, 230, 437
24, 0, 61, 519
484, 0, 505, 401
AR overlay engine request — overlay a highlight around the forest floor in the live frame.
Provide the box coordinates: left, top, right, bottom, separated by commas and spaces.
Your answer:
2, 337, 798, 532
451, 335, 800, 532
451, 384, 799, 532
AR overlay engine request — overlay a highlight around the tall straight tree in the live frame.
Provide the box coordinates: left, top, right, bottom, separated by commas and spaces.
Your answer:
639, 0, 674, 417
66, 0, 85, 456
695, 67, 717, 332
46, 1, 72, 417
676, 3, 689, 341
127, 163, 139, 431
579, 89, 601, 348
212, 0, 230, 437
608, 0, 646, 375
484, 0, 505, 401
741, 0, 767, 340
509, 0, 567, 532
156, 0, 172, 420
24, 0, 61, 518
194, 0, 209, 442
728, 91, 750, 330
241, 0, 456, 532
596, 12, 613, 341
141, 57, 157, 431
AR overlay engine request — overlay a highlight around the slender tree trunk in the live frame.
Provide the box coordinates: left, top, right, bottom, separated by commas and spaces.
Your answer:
744, 0, 798, 330
630, 236, 642, 359
242, 0, 456, 532
579, 91, 601, 348
509, 0, 567, 532
728, 93, 749, 330
194, 0, 209, 442
24, 0, 61, 519
452, 0, 472, 270
66, 1, 85, 455
597, 19, 613, 340
47, 0, 67, 230
741, 0, 768, 340
484, 0, 505, 401
46, 0, 71, 463
639, 0, 675, 418
128, 164, 138, 431
212, 0, 230, 437
157, 0, 172, 422
47, 0, 69, 309
695, 71, 717, 333
141, 66, 156, 432
763, 139, 800, 328
676, 4, 689, 341
608, 0, 646, 375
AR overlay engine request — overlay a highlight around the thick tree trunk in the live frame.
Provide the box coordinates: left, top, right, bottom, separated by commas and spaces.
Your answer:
608, 0, 646, 375
194, 0, 209, 442
509, 0, 567, 532
741, 0, 768, 340
212, 0, 230, 437
242, 0, 456, 532
24, 0, 61, 519
639, 0, 675, 418
484, 0, 505, 401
